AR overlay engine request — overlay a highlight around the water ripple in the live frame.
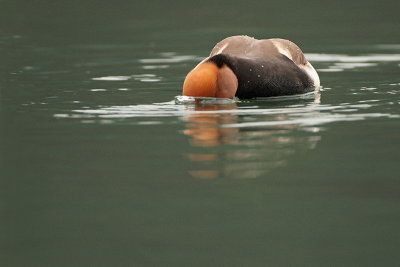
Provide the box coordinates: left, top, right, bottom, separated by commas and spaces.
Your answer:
306, 53, 400, 62
54, 93, 400, 127
52, 51, 400, 131
139, 55, 202, 64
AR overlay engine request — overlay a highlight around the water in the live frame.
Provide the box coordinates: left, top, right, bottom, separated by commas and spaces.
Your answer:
2, 0, 400, 266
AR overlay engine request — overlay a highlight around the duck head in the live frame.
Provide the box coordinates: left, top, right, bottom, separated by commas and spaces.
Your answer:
182, 61, 238, 98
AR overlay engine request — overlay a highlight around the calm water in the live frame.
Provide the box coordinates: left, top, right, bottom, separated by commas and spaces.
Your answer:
1, 0, 400, 266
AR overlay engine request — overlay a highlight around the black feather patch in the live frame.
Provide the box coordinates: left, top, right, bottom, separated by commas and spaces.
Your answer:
206, 54, 314, 99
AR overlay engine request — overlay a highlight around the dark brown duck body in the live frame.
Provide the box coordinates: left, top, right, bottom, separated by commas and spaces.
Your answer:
206, 53, 315, 99
182, 36, 320, 99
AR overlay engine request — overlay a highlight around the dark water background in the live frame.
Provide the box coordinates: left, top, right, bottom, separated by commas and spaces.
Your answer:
1, 0, 400, 266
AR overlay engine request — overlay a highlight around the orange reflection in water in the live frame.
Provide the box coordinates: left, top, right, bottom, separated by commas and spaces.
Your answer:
182, 99, 322, 179
183, 103, 239, 147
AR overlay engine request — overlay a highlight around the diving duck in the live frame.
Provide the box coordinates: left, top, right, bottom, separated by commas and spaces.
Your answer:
182, 35, 320, 99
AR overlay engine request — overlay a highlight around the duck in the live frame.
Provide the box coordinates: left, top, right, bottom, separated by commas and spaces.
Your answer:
182, 35, 320, 99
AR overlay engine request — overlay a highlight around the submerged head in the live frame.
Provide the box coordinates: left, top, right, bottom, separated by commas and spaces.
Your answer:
182, 61, 238, 98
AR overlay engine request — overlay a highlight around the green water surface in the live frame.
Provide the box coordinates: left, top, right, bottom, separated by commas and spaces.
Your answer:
1, 0, 400, 266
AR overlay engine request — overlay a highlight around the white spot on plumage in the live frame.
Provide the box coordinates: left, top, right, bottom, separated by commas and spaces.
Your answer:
215, 43, 229, 55
271, 39, 320, 88
300, 62, 320, 87
272, 40, 293, 61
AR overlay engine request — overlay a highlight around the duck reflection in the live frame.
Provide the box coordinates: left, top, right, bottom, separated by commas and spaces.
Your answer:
183, 103, 239, 147
182, 94, 322, 179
